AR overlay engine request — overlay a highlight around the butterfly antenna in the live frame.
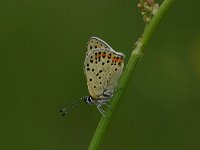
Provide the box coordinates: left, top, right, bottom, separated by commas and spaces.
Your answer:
59, 97, 86, 116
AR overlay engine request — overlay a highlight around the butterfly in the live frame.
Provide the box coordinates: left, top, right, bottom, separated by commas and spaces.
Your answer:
60, 37, 124, 116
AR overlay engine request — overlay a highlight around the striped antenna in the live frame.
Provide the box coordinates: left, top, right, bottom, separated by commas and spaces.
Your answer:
59, 97, 86, 116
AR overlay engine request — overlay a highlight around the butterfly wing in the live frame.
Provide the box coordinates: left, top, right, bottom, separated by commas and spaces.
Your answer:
84, 48, 124, 100
86, 37, 115, 56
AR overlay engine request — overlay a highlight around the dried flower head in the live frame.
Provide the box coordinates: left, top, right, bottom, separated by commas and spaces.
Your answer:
138, 0, 160, 23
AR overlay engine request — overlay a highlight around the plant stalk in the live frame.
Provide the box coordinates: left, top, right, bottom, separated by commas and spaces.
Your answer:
88, 0, 175, 149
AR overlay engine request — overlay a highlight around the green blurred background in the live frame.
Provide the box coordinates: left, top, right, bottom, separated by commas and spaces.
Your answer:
1, 0, 200, 149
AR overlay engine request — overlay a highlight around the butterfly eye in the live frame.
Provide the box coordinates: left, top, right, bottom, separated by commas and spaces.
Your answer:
85, 96, 93, 104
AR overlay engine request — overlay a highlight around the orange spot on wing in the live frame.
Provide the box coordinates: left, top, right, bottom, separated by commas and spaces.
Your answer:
118, 58, 123, 62
102, 54, 106, 57
95, 54, 101, 59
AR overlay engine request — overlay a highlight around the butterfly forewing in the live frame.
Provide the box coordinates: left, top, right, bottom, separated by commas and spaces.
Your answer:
84, 48, 124, 100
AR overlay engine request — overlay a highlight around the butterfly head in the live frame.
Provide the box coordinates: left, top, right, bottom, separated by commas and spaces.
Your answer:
84, 96, 94, 105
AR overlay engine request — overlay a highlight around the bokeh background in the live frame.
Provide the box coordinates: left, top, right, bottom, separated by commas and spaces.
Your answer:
1, 0, 200, 149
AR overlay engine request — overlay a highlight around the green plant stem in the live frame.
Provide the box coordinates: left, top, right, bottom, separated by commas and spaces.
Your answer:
88, 0, 174, 149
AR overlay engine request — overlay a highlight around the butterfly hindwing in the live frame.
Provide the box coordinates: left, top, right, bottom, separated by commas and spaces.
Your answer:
86, 37, 115, 56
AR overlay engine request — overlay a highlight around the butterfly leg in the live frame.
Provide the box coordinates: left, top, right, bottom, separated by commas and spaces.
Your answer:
97, 97, 112, 109
97, 104, 106, 117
